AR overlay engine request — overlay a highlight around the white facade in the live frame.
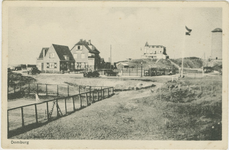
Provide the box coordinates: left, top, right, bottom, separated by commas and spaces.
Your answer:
143, 43, 167, 59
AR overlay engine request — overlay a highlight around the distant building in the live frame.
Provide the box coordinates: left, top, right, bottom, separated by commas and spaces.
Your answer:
142, 42, 168, 59
116, 61, 129, 69
70, 39, 101, 71
211, 28, 222, 60
36, 44, 75, 73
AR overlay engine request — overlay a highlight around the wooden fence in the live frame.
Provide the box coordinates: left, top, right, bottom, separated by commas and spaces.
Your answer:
7, 86, 114, 137
8, 83, 78, 97
7, 83, 105, 99
117, 67, 179, 77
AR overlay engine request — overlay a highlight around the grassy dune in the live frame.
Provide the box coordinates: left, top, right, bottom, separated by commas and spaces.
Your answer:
11, 76, 222, 140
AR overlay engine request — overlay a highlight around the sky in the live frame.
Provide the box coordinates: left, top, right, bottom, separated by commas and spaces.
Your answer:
8, 6, 222, 65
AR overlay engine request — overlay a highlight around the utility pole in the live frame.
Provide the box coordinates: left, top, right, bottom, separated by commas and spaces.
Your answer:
110, 45, 112, 69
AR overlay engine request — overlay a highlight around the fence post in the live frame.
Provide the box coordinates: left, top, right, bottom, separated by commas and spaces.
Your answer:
21, 107, 24, 127
108, 88, 110, 97
86, 93, 88, 106
28, 83, 30, 95
97, 90, 99, 101
65, 98, 67, 114
35, 104, 38, 124
80, 94, 82, 108
79, 85, 80, 94
129, 68, 130, 76
72, 96, 75, 111
103, 89, 104, 99
67, 85, 69, 96
112, 87, 114, 95
141, 65, 143, 77
92, 91, 94, 103
36, 84, 38, 95
46, 84, 48, 96
46, 101, 49, 121
57, 85, 59, 96
101, 87, 103, 99
56, 99, 59, 117
90, 86, 92, 103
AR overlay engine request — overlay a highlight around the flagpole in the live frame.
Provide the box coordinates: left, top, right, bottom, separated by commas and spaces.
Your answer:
181, 27, 185, 77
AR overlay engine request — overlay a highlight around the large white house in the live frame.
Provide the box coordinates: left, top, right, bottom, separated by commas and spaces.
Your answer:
142, 42, 168, 59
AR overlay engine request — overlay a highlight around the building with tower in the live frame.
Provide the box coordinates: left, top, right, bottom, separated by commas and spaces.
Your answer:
211, 28, 222, 60
142, 42, 168, 59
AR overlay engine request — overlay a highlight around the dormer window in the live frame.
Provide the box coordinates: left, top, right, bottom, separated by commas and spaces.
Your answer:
78, 46, 82, 50
64, 55, 69, 60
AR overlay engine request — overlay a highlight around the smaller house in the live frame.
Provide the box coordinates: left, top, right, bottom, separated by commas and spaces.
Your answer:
116, 62, 129, 69
36, 44, 75, 73
70, 39, 101, 71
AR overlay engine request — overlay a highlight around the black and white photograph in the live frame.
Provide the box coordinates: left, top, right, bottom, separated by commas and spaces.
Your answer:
2, 1, 228, 149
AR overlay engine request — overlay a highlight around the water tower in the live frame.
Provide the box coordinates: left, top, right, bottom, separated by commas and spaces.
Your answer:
211, 28, 222, 60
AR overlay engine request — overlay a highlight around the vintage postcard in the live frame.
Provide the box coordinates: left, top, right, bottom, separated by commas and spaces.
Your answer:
1, 1, 228, 149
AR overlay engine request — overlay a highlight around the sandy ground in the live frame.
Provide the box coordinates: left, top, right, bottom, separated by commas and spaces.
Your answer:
8, 73, 159, 108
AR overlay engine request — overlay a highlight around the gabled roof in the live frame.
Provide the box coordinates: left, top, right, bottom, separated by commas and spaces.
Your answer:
70, 40, 100, 54
212, 28, 222, 32
52, 44, 75, 61
38, 47, 49, 59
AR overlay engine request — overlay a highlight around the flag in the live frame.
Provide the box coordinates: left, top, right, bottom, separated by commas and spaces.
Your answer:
185, 26, 192, 36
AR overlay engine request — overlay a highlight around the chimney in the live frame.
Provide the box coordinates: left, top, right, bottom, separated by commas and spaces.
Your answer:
80, 39, 83, 42
88, 40, 91, 45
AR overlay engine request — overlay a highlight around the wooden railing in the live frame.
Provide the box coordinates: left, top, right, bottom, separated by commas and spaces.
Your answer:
7, 86, 114, 138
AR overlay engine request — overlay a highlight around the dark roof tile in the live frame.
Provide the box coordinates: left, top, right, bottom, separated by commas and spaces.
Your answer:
52, 44, 75, 61
38, 47, 49, 59
70, 40, 100, 54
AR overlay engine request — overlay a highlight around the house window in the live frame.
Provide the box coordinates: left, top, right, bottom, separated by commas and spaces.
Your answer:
46, 63, 50, 68
81, 54, 85, 59
155, 51, 156, 54
156, 46, 159, 48
78, 46, 82, 50
81, 62, 85, 68
54, 63, 57, 68
73, 54, 77, 59
160, 51, 162, 53
49, 53, 54, 58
